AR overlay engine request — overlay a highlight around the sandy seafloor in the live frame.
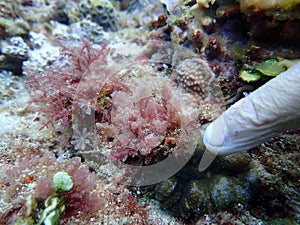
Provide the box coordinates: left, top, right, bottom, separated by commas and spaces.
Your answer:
0, 0, 300, 224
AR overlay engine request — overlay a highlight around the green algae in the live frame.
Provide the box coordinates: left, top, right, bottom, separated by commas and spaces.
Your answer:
52, 171, 74, 193
255, 59, 286, 77
277, 58, 300, 68
239, 70, 262, 82
240, 59, 287, 82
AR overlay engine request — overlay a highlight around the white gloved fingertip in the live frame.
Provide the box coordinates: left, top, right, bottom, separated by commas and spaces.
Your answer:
198, 149, 217, 171
203, 115, 226, 155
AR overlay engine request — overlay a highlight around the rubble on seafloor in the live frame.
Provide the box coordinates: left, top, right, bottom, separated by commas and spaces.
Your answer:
0, 0, 299, 224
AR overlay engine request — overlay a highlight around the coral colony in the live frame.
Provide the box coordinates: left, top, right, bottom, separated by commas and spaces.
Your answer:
0, 0, 300, 224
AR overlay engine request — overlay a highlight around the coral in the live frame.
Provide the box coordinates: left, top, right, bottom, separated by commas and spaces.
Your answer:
16, 0, 66, 23
0, 70, 18, 87
0, 17, 30, 39
173, 57, 218, 100
0, 0, 299, 223
117, 0, 143, 12
188, 27, 209, 51
0, 36, 30, 75
69, 19, 105, 44
0, 0, 29, 38
0, 70, 22, 102
76, 0, 118, 31
23, 32, 60, 73
2, 36, 30, 60
204, 36, 223, 60
70, 127, 93, 150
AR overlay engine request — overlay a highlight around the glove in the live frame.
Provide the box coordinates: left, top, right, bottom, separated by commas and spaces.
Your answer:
199, 62, 300, 171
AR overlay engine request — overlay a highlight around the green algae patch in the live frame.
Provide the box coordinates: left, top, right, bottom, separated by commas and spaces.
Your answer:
277, 58, 300, 68
240, 59, 287, 82
239, 70, 262, 82
255, 59, 286, 77
52, 171, 73, 193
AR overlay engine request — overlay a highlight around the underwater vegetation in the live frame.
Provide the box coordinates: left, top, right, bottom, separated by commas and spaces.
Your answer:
23, 37, 299, 224
0, 0, 299, 224
1, 151, 104, 224
239, 58, 287, 82
26, 40, 111, 128
26, 38, 201, 166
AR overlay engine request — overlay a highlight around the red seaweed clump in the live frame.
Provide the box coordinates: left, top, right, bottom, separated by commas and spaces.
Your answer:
2, 153, 104, 224
26, 39, 201, 166
26, 40, 112, 129
109, 74, 199, 164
